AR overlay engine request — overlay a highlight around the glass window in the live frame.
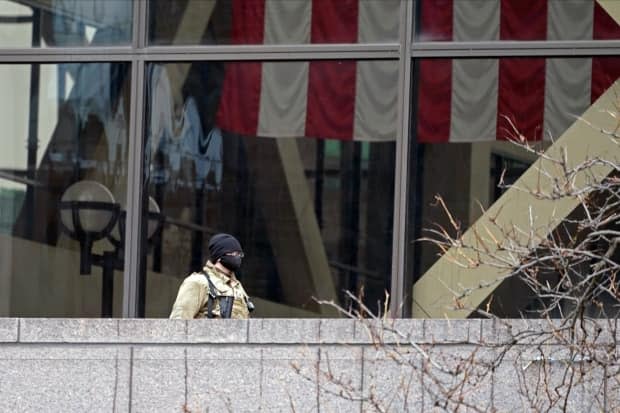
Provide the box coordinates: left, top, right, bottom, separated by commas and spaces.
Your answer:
414, 0, 620, 42
0, 0, 132, 47
0, 62, 131, 317
406, 56, 620, 316
141, 60, 398, 317
148, 0, 400, 46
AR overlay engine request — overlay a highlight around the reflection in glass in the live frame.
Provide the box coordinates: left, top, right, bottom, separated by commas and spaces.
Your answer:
414, 0, 620, 42
142, 60, 398, 317
0, 62, 131, 317
149, 0, 400, 46
406, 56, 620, 316
0, 0, 132, 47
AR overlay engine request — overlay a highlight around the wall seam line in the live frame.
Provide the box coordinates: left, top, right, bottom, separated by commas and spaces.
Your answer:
128, 346, 134, 413
184, 348, 188, 409
359, 346, 365, 413
112, 349, 119, 413
317, 319, 322, 411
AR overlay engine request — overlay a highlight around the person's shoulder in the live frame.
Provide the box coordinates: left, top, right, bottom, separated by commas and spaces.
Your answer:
182, 271, 209, 286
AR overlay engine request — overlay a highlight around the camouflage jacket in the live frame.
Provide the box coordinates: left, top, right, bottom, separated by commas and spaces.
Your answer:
169, 261, 250, 319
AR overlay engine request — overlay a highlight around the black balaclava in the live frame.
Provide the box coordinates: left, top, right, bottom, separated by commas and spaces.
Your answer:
208, 233, 243, 272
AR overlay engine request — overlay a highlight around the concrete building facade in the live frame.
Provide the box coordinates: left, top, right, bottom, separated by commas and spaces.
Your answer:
2, 318, 618, 412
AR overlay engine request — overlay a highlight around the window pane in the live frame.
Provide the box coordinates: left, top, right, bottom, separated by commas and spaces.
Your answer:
414, 0, 620, 42
0, 0, 132, 47
142, 60, 398, 317
0, 62, 131, 317
148, 0, 400, 46
407, 56, 620, 317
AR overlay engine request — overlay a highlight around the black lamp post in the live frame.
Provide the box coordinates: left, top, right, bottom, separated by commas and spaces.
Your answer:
59, 180, 163, 317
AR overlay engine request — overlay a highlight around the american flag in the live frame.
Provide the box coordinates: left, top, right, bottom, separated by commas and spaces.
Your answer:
214, 0, 620, 143
215, 0, 400, 142
416, 0, 620, 143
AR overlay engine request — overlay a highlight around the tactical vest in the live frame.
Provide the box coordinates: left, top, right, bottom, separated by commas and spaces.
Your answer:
202, 272, 254, 318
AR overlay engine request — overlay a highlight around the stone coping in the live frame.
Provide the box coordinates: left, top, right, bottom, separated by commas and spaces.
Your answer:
0, 318, 616, 345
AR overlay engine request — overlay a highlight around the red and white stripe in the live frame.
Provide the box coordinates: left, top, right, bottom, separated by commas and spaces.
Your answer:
417, 0, 620, 143
215, 0, 620, 143
215, 0, 400, 141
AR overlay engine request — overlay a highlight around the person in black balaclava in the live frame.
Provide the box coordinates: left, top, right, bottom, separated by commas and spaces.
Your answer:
170, 233, 254, 319
208, 233, 244, 273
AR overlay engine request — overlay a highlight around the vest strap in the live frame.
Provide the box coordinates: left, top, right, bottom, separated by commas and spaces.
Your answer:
202, 272, 220, 318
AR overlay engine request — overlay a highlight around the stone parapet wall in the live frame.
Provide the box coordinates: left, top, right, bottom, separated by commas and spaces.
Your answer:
0, 318, 617, 412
